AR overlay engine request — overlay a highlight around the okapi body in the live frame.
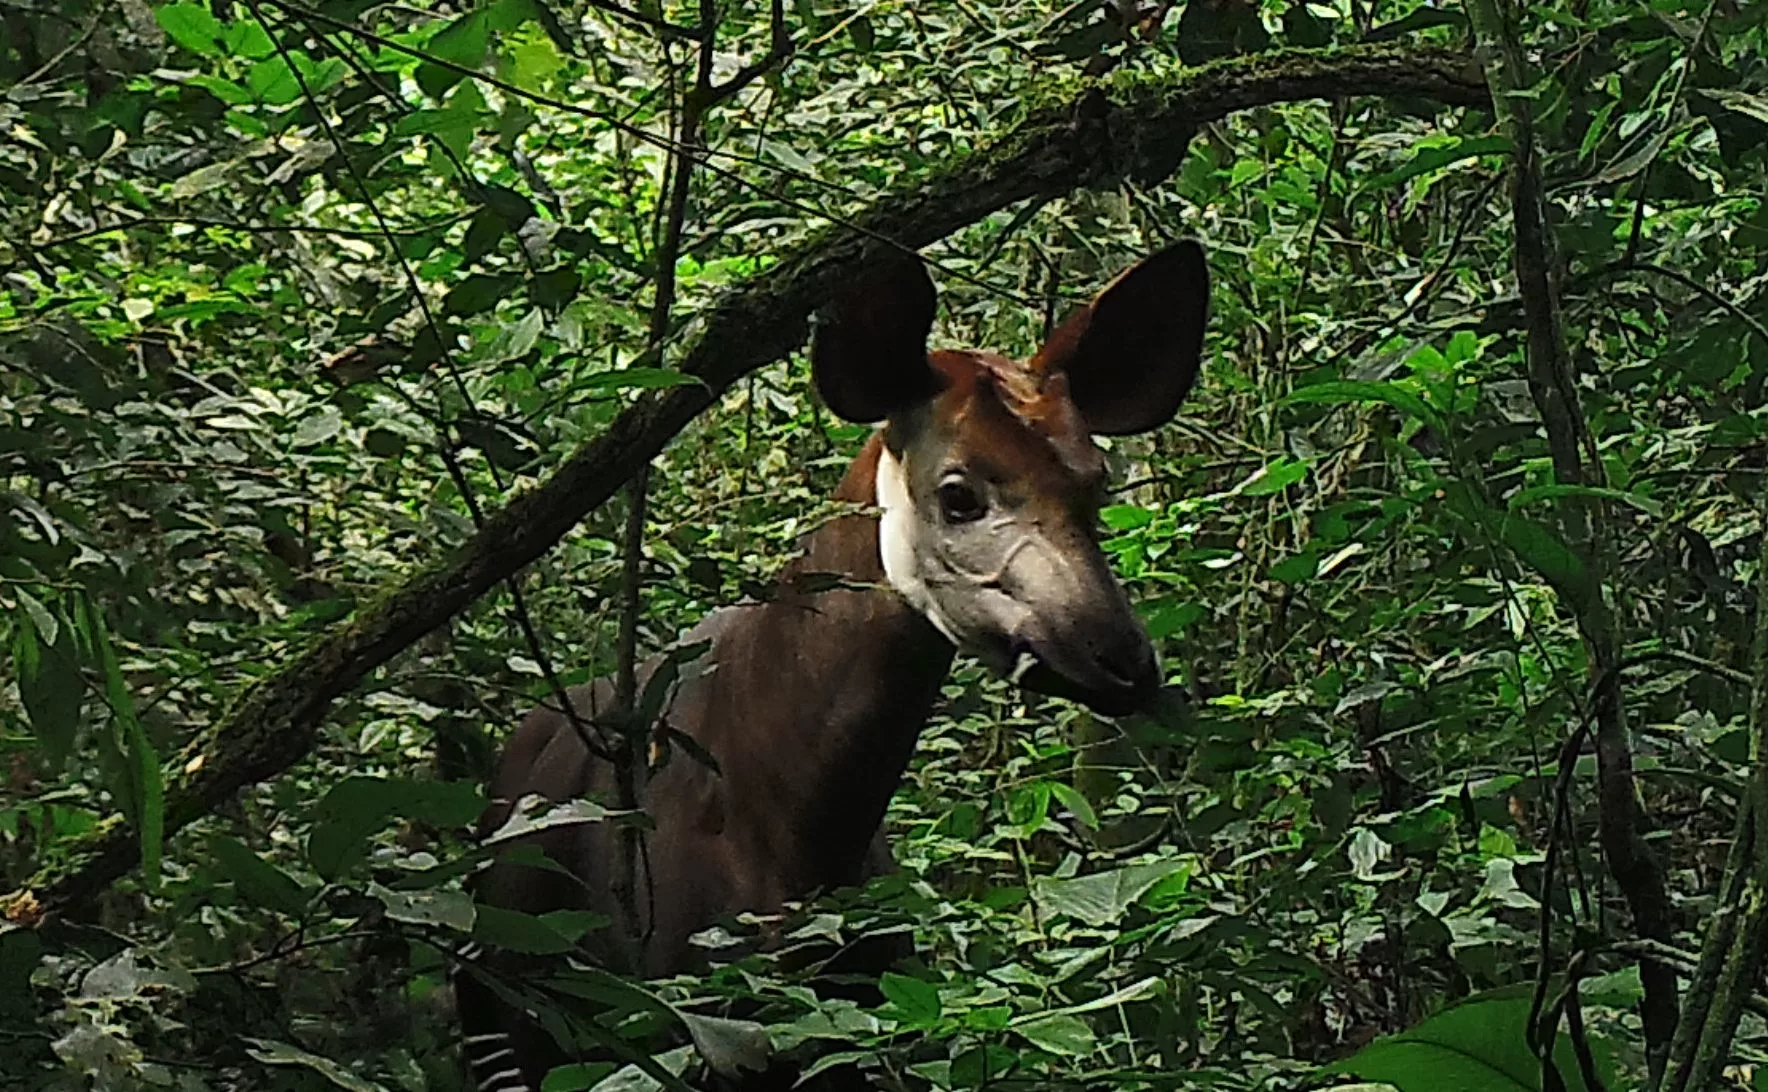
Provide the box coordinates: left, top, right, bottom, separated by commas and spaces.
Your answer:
457, 241, 1211, 1091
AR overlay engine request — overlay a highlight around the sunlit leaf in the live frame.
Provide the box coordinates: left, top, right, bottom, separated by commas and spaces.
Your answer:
1033, 859, 1187, 927
1014, 1013, 1095, 1057
879, 972, 942, 1026
156, 4, 225, 56
244, 1038, 389, 1092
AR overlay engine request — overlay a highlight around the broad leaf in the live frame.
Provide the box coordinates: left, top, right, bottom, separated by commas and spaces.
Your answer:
1323, 986, 1614, 1091
1033, 859, 1187, 927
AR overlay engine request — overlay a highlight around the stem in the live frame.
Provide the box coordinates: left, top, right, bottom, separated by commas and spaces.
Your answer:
1660, 479, 1768, 1091
1462, 0, 1678, 1077
607, 0, 792, 958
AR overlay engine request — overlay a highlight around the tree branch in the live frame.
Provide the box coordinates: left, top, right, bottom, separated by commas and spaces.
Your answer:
0, 42, 1485, 926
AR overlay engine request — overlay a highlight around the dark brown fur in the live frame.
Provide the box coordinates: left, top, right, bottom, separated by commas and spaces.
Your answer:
458, 435, 953, 1090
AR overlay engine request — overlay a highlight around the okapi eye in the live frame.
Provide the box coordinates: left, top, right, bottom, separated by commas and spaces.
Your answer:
937, 479, 987, 524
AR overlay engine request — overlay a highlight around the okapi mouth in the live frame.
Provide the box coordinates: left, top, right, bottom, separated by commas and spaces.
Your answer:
1003, 632, 1161, 718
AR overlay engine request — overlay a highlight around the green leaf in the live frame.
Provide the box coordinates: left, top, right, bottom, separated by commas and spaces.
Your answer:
848, 14, 876, 51
504, 308, 544, 359
246, 56, 302, 106
1322, 986, 1613, 1091
82, 598, 160, 887
364, 427, 406, 457
471, 905, 604, 954
1500, 517, 1590, 608
391, 109, 479, 141
481, 185, 536, 224
1143, 599, 1204, 639
1285, 380, 1443, 430
1366, 5, 1466, 39
444, 273, 521, 315
210, 835, 309, 916
429, 11, 491, 67
532, 267, 581, 310
1579, 965, 1642, 1010
950, 1044, 1018, 1084
1702, 88, 1768, 127
1240, 457, 1309, 496
14, 605, 81, 769
178, 73, 254, 105
456, 417, 537, 472
244, 1038, 389, 1092
677, 1012, 770, 1076
1049, 782, 1098, 829
292, 53, 347, 95
1014, 1013, 1095, 1057
579, 367, 700, 392
1269, 550, 1319, 584
879, 972, 942, 1026
1580, 98, 1618, 162
370, 882, 476, 932
1442, 484, 1594, 612
1032, 859, 1187, 927
1364, 134, 1511, 190
1006, 782, 1051, 830
418, 11, 490, 96
509, 31, 564, 91
1100, 504, 1154, 531
487, 0, 542, 31
17, 589, 57, 647
307, 777, 484, 880
764, 139, 816, 174
156, 3, 226, 55
1589, 130, 1668, 185
538, 1063, 615, 1092
482, 798, 609, 846
224, 20, 277, 59
463, 208, 508, 263
1036, 975, 1164, 1019
293, 407, 343, 447
171, 159, 237, 199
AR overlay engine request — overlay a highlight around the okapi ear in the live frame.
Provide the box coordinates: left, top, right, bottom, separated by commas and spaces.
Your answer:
1035, 241, 1210, 435
812, 249, 940, 423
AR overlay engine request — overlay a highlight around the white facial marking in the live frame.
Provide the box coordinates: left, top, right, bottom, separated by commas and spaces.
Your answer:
875, 440, 962, 645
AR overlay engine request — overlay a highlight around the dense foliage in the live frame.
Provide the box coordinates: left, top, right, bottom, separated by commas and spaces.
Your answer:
3, 0, 1768, 1089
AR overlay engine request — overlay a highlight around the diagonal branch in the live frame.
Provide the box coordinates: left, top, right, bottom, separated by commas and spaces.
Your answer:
0, 42, 1485, 925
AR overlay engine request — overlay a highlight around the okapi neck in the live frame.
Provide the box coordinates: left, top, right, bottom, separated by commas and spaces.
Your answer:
745, 433, 954, 882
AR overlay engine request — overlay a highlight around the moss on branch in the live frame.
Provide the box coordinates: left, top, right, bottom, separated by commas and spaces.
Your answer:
4, 40, 1481, 924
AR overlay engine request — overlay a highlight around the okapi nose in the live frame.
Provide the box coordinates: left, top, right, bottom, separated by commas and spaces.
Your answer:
1094, 636, 1160, 693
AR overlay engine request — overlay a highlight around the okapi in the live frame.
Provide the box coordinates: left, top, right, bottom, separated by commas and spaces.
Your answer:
456, 241, 1211, 1091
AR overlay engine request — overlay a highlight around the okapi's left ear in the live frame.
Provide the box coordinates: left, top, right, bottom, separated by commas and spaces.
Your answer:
812, 249, 940, 423
1035, 241, 1210, 435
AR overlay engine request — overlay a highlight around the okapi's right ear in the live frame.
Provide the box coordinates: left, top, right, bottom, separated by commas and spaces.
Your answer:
812, 250, 940, 423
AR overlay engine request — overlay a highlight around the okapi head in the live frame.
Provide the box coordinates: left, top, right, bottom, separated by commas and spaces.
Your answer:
812, 241, 1210, 716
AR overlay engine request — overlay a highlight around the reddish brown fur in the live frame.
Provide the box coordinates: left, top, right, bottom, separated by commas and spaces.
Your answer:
925, 350, 1106, 489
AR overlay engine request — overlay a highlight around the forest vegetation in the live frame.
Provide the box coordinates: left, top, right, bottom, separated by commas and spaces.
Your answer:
3, 0, 1768, 1089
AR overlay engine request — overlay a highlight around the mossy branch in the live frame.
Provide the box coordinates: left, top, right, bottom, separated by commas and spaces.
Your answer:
1, 42, 1484, 926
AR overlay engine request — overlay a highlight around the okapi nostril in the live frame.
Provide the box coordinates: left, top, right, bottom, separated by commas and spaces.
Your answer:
1096, 643, 1158, 690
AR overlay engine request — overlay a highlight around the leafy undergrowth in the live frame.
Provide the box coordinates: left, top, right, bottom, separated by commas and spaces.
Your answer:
5, 0, 1768, 1089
